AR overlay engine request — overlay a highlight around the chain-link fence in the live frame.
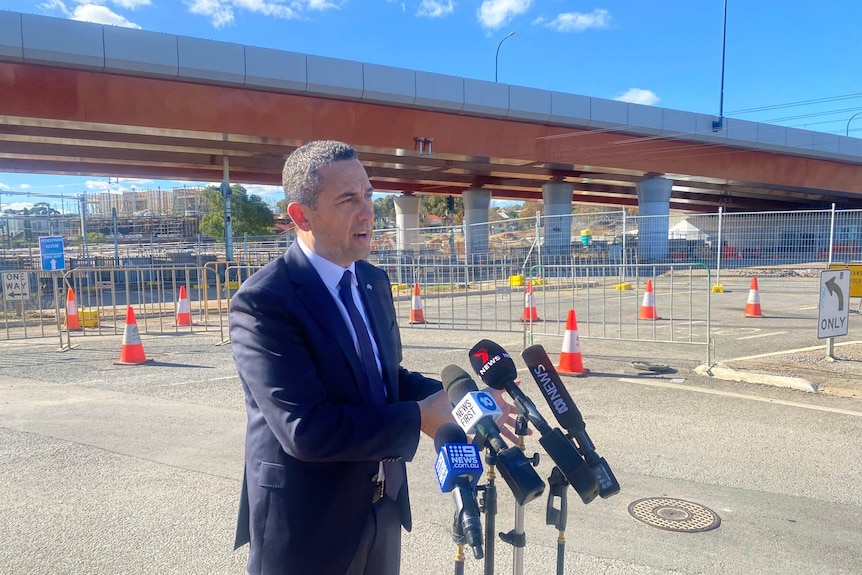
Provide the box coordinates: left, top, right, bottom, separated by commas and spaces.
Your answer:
4, 207, 861, 276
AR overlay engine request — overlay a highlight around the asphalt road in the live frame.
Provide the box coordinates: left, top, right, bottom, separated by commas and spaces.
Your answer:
1, 274, 860, 575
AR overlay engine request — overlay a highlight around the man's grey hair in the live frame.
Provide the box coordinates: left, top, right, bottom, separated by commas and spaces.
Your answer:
282, 140, 358, 208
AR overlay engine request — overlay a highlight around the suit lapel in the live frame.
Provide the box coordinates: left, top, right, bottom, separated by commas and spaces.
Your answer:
284, 245, 375, 404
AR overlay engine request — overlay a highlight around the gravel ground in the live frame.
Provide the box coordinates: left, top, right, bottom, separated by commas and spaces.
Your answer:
725, 342, 862, 399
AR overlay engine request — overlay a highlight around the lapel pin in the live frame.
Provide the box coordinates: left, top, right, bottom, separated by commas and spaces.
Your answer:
366, 284, 373, 291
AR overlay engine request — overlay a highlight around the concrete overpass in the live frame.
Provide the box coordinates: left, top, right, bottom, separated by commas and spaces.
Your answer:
2, 9, 862, 219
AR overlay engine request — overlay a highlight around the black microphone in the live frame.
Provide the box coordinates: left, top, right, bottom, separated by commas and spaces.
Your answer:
521, 344, 620, 498
434, 423, 484, 560
441, 365, 545, 506
468, 340, 600, 504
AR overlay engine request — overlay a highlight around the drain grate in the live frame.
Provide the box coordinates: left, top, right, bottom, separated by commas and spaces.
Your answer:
628, 497, 721, 533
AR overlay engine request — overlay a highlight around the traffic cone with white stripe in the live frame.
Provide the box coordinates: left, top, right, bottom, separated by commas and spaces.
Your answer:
64, 287, 82, 331
176, 285, 192, 326
520, 280, 542, 322
117, 306, 150, 365
639, 279, 658, 320
743, 277, 763, 317
408, 282, 426, 324
557, 309, 588, 375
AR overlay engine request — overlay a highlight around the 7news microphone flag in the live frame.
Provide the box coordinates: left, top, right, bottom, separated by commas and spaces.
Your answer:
441, 365, 545, 506
521, 344, 620, 499
469, 339, 601, 504
434, 422, 484, 560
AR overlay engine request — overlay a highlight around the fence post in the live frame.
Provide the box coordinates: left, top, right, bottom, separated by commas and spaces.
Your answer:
827, 203, 836, 267
715, 207, 723, 288
827, 203, 837, 359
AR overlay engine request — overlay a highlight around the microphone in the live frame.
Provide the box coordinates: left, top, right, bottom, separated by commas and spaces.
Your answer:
434, 423, 484, 560
452, 389, 504, 435
468, 340, 600, 504
521, 344, 620, 498
441, 365, 545, 506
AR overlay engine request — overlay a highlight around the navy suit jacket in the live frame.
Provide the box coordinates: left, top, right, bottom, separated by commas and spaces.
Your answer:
230, 242, 441, 575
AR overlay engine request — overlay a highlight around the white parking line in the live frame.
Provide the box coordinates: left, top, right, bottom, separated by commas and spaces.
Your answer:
617, 378, 862, 418
737, 331, 787, 340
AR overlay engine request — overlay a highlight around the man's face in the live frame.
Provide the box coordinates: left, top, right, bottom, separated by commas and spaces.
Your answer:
291, 158, 375, 267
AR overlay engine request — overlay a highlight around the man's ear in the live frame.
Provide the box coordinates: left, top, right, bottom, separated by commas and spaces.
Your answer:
287, 202, 312, 231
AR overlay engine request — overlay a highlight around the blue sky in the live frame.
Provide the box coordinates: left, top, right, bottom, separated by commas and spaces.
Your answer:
2, 0, 862, 212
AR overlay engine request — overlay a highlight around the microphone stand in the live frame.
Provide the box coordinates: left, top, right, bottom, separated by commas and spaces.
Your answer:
477, 448, 497, 575
499, 415, 536, 575
545, 466, 569, 575
451, 516, 466, 575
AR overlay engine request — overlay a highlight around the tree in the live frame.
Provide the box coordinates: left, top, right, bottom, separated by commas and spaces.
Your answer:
421, 195, 463, 225
200, 185, 275, 239
373, 195, 396, 228
275, 197, 288, 215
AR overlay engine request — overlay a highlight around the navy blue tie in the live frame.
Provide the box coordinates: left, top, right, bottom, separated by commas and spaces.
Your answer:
338, 270, 403, 500
338, 270, 386, 405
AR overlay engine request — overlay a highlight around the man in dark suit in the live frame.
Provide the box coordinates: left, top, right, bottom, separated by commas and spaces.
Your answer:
230, 140, 457, 575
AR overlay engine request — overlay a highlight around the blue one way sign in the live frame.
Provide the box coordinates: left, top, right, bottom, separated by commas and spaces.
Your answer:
39, 236, 66, 272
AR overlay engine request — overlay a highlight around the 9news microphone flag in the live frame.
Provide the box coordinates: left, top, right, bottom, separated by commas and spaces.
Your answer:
434, 422, 484, 560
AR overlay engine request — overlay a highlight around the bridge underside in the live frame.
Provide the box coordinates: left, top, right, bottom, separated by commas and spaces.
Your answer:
2, 62, 862, 213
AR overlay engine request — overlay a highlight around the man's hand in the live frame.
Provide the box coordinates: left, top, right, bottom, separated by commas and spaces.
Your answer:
417, 389, 456, 438
488, 383, 531, 444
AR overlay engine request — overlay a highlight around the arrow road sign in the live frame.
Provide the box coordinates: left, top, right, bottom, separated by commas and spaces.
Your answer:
39, 236, 66, 272
2, 271, 30, 301
824, 276, 844, 311
818, 269, 850, 339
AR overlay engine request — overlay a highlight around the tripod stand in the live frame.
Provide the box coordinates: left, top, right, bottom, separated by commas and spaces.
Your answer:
477, 449, 497, 575
498, 415, 538, 575
545, 466, 569, 575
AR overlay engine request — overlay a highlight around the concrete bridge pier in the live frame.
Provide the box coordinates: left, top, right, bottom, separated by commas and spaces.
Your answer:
462, 188, 491, 262
636, 177, 673, 263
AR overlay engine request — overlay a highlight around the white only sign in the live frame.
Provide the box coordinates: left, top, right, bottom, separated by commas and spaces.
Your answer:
818, 269, 850, 339
2, 271, 30, 301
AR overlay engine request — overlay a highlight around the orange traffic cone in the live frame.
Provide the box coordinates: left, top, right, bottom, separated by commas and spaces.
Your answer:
408, 283, 426, 324
557, 309, 587, 375
176, 285, 192, 326
743, 277, 763, 317
520, 280, 542, 322
117, 306, 150, 365
64, 287, 82, 331
639, 279, 658, 320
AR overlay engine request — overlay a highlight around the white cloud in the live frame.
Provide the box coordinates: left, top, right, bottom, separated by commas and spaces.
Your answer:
417, 0, 454, 18
39, 0, 70, 15
614, 88, 660, 106
109, 0, 152, 9
5, 202, 36, 211
0, 182, 10, 191
85, 180, 113, 191
117, 177, 154, 185
477, 0, 532, 29
19, 184, 32, 189
186, 0, 339, 28
243, 184, 284, 197
71, 4, 141, 28
545, 9, 611, 32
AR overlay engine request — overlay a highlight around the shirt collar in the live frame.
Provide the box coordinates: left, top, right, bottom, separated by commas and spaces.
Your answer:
296, 237, 355, 290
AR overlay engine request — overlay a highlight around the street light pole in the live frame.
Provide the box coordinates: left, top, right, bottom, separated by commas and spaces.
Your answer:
495, 31, 515, 83
712, 0, 728, 131
846, 111, 862, 136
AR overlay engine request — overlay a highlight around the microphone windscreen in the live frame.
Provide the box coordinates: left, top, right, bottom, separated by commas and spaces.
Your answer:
441, 364, 479, 404
521, 344, 585, 432
434, 422, 468, 452
469, 339, 518, 390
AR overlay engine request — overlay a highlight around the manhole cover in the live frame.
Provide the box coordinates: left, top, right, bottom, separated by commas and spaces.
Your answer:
628, 497, 721, 533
